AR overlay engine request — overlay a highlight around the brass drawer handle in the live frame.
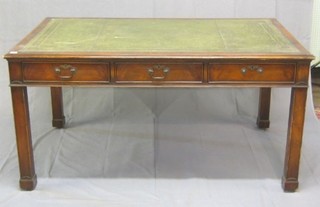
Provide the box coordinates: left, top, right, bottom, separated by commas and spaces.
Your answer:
54, 64, 77, 80
241, 65, 264, 74
147, 65, 170, 80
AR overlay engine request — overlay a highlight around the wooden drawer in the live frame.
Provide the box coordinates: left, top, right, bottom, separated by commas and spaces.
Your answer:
22, 63, 110, 84
208, 63, 296, 83
115, 62, 203, 83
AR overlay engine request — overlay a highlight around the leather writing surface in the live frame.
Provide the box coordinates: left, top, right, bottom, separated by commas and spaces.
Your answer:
20, 18, 299, 53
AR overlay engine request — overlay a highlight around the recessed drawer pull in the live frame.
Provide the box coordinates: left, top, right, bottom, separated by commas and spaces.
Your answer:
54, 64, 77, 80
147, 65, 170, 80
241, 65, 264, 74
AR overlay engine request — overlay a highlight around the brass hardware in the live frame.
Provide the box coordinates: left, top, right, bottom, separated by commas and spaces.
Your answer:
257, 67, 263, 73
54, 64, 77, 80
241, 65, 264, 74
241, 68, 247, 74
147, 65, 170, 80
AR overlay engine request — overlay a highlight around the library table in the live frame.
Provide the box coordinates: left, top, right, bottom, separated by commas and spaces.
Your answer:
4, 18, 313, 192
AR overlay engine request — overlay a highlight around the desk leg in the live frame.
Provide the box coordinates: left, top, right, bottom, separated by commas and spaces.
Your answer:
282, 87, 307, 192
11, 87, 37, 190
256, 88, 271, 129
51, 87, 65, 128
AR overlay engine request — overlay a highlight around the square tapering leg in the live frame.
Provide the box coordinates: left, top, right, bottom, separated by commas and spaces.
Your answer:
257, 88, 271, 129
51, 87, 65, 128
11, 87, 37, 191
282, 87, 307, 192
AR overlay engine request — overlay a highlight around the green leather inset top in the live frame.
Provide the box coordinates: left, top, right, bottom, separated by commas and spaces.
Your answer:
20, 18, 300, 53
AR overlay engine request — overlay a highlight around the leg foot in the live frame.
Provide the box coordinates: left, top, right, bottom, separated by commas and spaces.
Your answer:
11, 87, 37, 191
282, 176, 299, 192
282, 87, 307, 192
20, 174, 37, 191
52, 117, 65, 129
256, 119, 270, 129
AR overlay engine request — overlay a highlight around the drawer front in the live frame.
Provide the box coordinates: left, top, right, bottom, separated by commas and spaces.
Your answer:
22, 63, 110, 83
208, 63, 296, 83
115, 63, 203, 83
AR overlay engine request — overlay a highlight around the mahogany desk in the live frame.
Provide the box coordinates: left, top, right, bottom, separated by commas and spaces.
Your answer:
4, 18, 313, 192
